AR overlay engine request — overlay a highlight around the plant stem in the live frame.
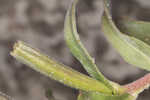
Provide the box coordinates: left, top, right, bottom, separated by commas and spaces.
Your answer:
124, 73, 150, 96
11, 41, 113, 94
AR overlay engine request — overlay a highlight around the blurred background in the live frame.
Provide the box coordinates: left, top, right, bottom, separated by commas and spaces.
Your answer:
0, 0, 150, 100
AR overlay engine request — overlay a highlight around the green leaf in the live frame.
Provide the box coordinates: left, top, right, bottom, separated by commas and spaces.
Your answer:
77, 91, 135, 100
11, 41, 113, 94
118, 19, 150, 45
64, 0, 115, 93
102, 0, 150, 71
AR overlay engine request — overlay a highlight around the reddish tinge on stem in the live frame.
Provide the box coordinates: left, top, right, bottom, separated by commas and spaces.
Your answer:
124, 73, 150, 94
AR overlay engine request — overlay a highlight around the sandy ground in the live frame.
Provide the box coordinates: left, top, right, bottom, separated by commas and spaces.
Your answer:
0, 0, 150, 100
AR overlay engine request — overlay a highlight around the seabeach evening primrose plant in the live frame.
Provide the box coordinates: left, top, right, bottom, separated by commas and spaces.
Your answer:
1, 0, 150, 100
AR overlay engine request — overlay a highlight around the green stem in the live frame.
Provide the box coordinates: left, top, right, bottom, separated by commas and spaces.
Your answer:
11, 41, 113, 94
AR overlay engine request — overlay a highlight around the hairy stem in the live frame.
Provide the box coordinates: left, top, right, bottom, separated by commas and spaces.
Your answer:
124, 73, 150, 96
11, 41, 113, 94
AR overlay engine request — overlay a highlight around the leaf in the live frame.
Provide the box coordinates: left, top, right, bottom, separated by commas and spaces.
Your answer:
77, 91, 135, 100
118, 19, 150, 45
11, 41, 113, 94
102, 0, 150, 71
64, 0, 115, 93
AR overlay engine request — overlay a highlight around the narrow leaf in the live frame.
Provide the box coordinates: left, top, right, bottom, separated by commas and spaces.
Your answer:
64, 0, 114, 92
102, 0, 150, 71
118, 19, 150, 45
11, 41, 112, 94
